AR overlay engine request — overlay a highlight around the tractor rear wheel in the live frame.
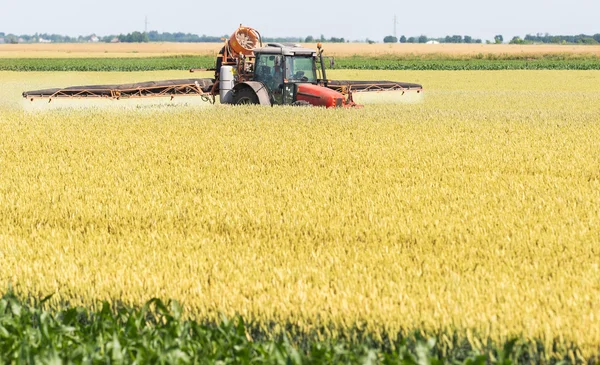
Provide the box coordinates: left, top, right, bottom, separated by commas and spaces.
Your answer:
232, 88, 259, 105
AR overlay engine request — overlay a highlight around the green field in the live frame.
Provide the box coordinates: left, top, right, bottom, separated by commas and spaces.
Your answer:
1, 53, 599, 71
0, 291, 566, 364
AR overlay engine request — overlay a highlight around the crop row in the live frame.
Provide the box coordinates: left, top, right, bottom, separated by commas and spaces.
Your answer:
334, 59, 600, 70
1, 56, 599, 71
0, 292, 588, 364
0, 56, 215, 71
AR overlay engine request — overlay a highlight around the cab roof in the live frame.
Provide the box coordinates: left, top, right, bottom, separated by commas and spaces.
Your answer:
253, 43, 316, 57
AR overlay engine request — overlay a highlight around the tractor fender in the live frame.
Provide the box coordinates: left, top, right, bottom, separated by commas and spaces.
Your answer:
232, 82, 272, 106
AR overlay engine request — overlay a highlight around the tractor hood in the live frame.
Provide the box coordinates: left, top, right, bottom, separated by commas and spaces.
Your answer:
296, 84, 353, 108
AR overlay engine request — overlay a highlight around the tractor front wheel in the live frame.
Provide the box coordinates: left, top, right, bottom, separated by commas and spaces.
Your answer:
232, 88, 259, 105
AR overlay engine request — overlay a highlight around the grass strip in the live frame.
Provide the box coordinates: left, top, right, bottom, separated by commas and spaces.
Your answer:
1, 56, 599, 71
0, 292, 591, 364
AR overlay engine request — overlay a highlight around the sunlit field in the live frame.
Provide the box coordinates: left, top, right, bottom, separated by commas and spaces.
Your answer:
1, 42, 599, 58
1, 70, 600, 360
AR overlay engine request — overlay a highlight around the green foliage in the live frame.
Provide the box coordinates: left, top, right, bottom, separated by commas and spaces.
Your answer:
329, 55, 600, 70
146, 31, 223, 43
578, 37, 599, 45
0, 291, 592, 364
383, 36, 398, 43
509, 37, 529, 45
0, 56, 215, 71
523, 33, 600, 44
402, 35, 483, 43
118, 31, 149, 43
1, 55, 599, 72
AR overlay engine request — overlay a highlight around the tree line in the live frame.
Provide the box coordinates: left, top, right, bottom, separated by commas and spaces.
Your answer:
384, 33, 600, 45
0, 31, 225, 43
384, 35, 492, 44
2, 31, 599, 45
0, 31, 347, 44
509, 33, 600, 44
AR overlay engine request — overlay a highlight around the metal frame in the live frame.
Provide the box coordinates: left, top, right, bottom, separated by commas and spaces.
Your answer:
327, 82, 422, 95
26, 81, 209, 102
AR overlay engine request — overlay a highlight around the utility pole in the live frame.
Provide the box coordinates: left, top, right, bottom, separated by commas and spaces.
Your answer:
393, 15, 398, 39
144, 16, 149, 34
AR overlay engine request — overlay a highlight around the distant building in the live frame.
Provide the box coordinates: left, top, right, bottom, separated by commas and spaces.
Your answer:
110, 37, 120, 43
90, 35, 99, 43
39, 38, 52, 43
426, 40, 440, 44
0, 38, 4, 44
18, 38, 25, 43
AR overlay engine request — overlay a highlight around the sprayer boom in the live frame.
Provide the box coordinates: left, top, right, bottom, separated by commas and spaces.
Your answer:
23, 79, 214, 101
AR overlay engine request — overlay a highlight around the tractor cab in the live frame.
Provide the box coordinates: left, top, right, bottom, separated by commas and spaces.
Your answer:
252, 44, 319, 105
229, 42, 357, 108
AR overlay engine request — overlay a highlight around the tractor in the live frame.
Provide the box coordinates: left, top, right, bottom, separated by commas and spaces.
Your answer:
23, 25, 423, 107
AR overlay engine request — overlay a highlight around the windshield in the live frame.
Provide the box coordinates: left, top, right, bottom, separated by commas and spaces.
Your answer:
285, 56, 317, 82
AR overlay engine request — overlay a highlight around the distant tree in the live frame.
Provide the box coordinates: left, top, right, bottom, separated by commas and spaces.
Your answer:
509, 36, 524, 44
0, 32, 4, 37
305, 35, 314, 43
494, 34, 503, 44
579, 37, 598, 44
366, 38, 376, 44
117, 31, 149, 43
399, 35, 406, 43
319, 34, 326, 42
147, 30, 160, 42
418, 35, 428, 43
464, 35, 472, 43
407, 36, 417, 43
383, 35, 398, 43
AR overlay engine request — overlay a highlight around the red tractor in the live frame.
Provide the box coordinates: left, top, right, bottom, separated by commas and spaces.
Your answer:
23, 25, 423, 107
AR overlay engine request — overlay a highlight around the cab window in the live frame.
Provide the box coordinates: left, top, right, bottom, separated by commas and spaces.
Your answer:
254, 54, 283, 85
285, 56, 317, 82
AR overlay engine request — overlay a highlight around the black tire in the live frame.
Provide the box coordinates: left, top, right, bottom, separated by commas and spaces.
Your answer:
232, 88, 259, 105
292, 100, 312, 107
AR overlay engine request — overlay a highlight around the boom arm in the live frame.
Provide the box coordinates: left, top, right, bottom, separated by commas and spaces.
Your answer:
23, 79, 215, 101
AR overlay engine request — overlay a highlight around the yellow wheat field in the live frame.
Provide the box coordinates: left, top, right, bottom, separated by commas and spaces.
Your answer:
1, 70, 600, 359
1, 42, 599, 58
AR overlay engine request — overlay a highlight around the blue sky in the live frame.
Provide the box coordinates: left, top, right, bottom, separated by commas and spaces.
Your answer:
1, 0, 598, 41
